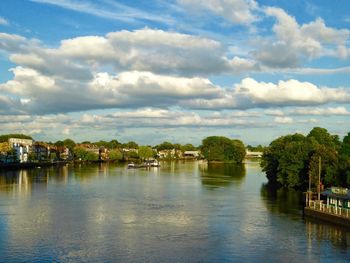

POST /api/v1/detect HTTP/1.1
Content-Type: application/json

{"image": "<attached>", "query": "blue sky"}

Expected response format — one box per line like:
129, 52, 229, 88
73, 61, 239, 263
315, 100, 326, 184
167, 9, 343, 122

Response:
0, 0, 349, 146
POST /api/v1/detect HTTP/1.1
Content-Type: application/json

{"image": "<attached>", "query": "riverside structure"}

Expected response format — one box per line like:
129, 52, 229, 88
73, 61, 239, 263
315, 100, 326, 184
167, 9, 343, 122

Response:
305, 187, 350, 227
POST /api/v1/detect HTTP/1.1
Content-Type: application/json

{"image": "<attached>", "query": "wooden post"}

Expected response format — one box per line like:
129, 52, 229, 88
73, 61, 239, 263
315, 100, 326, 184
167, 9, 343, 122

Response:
318, 156, 321, 201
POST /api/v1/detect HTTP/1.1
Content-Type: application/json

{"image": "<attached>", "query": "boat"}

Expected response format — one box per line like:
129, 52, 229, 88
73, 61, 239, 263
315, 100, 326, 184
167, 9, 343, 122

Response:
150, 160, 160, 167
127, 162, 136, 169
304, 156, 350, 227
127, 160, 160, 169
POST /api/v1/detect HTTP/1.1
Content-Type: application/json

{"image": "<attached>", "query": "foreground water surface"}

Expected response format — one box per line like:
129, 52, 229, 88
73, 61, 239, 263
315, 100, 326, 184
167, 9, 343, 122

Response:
0, 161, 349, 262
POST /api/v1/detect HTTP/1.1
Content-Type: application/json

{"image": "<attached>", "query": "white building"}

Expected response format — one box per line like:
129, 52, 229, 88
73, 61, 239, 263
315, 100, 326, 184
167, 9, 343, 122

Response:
9, 138, 33, 163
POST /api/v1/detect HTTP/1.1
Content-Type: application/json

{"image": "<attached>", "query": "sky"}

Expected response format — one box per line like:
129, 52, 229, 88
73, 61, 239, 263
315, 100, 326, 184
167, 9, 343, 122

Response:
0, 0, 349, 146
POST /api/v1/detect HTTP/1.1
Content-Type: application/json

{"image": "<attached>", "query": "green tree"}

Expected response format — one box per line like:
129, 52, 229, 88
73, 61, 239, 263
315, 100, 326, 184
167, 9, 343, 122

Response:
340, 132, 350, 157
123, 141, 138, 149
138, 146, 154, 161
54, 140, 64, 147
200, 136, 245, 163
261, 134, 314, 187
109, 139, 121, 149
63, 138, 76, 150
109, 149, 123, 161
181, 143, 197, 151
261, 127, 349, 189
74, 147, 98, 161
307, 127, 340, 150
156, 141, 174, 151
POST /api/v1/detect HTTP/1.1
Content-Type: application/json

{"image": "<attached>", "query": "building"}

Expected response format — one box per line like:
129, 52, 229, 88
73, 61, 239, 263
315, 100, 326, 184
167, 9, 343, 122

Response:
157, 149, 181, 159
8, 138, 33, 163
245, 150, 263, 158
304, 187, 350, 227
183, 150, 200, 159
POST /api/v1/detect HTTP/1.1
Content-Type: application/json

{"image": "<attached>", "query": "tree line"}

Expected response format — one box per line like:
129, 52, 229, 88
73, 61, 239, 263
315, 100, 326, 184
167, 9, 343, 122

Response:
0, 134, 247, 163
261, 127, 350, 190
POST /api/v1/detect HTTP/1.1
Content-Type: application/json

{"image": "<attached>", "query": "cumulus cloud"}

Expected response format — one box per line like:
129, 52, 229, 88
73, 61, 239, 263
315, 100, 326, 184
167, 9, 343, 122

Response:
1, 63, 350, 115
0, 68, 222, 114
178, 0, 258, 25
254, 7, 350, 68
0, 29, 255, 77
185, 78, 350, 109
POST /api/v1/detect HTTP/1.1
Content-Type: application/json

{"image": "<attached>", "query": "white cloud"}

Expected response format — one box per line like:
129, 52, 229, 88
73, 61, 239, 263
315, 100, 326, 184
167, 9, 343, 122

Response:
0, 17, 8, 25
1, 29, 253, 77
0, 68, 222, 114
185, 78, 350, 110
255, 7, 350, 67
179, 0, 258, 25
292, 107, 350, 116
274, 116, 293, 124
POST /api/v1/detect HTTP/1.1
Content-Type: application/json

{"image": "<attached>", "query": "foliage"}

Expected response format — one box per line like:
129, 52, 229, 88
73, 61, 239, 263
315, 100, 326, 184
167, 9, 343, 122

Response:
340, 132, 350, 157
261, 127, 350, 189
181, 143, 197, 151
94, 139, 121, 149
0, 134, 32, 142
138, 146, 154, 160
63, 138, 76, 150
109, 149, 123, 161
125, 150, 139, 159
246, 144, 265, 152
0, 142, 11, 153
156, 141, 174, 151
54, 140, 64, 147
200, 136, 245, 163
307, 127, 340, 150
123, 141, 138, 149
74, 147, 99, 161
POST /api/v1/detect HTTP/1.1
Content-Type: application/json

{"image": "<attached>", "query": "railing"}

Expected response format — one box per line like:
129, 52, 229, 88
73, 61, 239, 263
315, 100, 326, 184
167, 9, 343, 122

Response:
307, 200, 350, 219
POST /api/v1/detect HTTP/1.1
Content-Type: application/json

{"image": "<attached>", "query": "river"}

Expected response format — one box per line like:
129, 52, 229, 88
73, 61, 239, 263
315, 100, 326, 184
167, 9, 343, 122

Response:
0, 161, 349, 262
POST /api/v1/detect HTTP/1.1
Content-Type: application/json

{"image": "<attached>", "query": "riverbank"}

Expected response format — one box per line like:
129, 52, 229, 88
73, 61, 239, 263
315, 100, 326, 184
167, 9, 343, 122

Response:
0, 161, 69, 170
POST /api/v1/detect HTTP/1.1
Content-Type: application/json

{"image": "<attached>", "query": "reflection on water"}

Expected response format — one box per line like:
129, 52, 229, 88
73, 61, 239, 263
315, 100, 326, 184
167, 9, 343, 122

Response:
0, 161, 349, 262
260, 183, 304, 219
306, 218, 350, 251
199, 162, 246, 188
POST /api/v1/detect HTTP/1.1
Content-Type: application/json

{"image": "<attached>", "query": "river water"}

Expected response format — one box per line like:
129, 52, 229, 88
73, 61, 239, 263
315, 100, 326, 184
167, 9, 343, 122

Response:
0, 161, 349, 262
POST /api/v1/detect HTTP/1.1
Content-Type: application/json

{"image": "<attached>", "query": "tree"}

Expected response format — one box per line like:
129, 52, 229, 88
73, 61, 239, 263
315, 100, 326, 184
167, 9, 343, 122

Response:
340, 132, 350, 157
307, 127, 340, 150
109, 139, 121, 149
54, 140, 64, 147
74, 147, 98, 161
109, 149, 123, 161
200, 136, 245, 163
123, 141, 138, 149
63, 138, 76, 150
138, 146, 154, 161
156, 141, 174, 151
181, 143, 197, 151
261, 127, 350, 189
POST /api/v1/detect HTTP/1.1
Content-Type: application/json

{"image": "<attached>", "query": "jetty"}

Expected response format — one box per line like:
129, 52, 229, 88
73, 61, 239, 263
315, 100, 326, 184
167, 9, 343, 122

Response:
305, 187, 350, 227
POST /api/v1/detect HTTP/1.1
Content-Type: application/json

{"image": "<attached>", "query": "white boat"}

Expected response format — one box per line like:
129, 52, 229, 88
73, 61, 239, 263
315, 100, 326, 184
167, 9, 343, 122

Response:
127, 163, 136, 168
150, 160, 160, 167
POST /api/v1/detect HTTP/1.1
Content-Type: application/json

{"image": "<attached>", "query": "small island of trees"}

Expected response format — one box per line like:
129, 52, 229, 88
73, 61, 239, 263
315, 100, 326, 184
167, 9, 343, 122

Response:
200, 136, 246, 163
